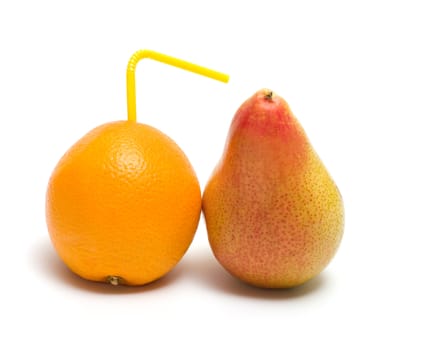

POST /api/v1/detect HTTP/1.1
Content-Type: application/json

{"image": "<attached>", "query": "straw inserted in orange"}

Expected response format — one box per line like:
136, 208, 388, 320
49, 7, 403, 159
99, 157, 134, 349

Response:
126, 50, 229, 122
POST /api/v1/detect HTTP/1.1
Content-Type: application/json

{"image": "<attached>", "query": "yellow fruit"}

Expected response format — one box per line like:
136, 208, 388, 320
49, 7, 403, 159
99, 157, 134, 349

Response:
46, 120, 201, 286
203, 89, 344, 288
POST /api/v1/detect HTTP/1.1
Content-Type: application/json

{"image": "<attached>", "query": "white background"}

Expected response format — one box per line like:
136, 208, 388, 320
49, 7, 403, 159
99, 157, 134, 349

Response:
1, 0, 436, 348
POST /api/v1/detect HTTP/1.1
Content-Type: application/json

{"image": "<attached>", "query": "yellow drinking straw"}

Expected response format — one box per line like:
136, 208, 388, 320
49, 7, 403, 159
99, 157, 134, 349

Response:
126, 49, 229, 122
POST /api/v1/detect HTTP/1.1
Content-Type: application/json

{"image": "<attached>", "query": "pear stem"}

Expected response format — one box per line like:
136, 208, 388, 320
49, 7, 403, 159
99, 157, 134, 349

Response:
264, 90, 274, 100
126, 49, 229, 122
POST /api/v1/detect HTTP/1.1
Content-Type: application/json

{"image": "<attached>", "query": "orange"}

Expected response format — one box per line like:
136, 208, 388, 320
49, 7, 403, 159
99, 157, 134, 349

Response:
46, 120, 201, 286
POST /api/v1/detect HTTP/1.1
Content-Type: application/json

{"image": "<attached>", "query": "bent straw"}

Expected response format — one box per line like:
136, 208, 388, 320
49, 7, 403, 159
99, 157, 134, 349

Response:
126, 49, 229, 122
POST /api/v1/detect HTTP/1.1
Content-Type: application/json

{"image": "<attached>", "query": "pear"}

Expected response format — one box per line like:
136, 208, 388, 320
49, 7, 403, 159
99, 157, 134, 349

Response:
202, 89, 344, 288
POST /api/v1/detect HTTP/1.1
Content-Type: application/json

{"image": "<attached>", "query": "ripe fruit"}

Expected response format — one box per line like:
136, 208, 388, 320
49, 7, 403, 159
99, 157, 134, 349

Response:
202, 89, 344, 288
46, 121, 201, 286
